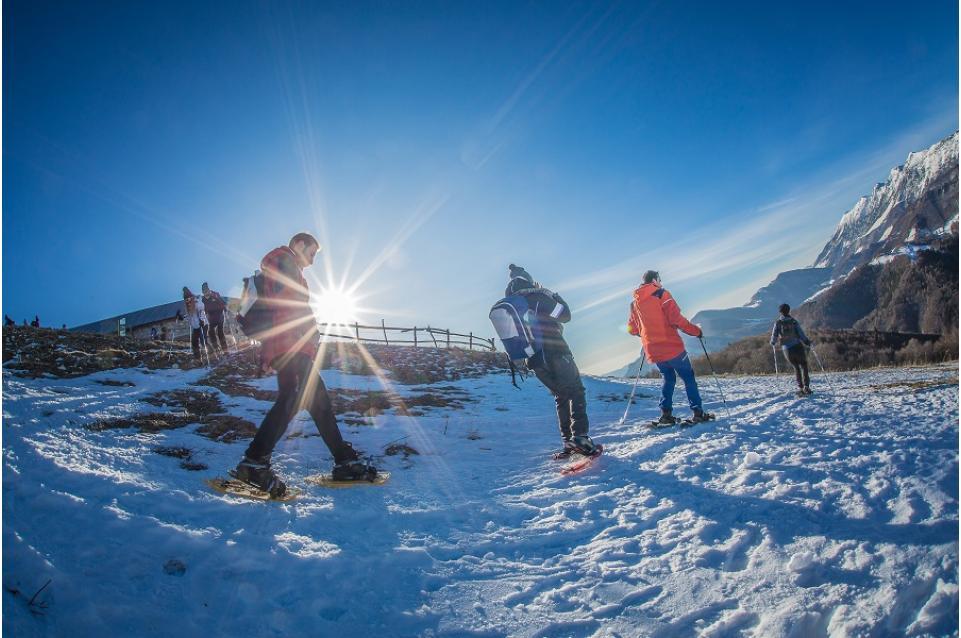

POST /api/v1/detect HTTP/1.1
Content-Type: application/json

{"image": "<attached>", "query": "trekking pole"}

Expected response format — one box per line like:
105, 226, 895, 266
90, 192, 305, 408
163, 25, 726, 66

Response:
809, 345, 832, 394
618, 352, 646, 425
698, 336, 732, 420
772, 345, 779, 377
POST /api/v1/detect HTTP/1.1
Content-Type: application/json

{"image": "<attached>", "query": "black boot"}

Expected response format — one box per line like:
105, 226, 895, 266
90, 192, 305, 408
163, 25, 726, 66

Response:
657, 409, 679, 425
570, 435, 598, 455
690, 408, 715, 423
231, 457, 287, 497
331, 459, 378, 482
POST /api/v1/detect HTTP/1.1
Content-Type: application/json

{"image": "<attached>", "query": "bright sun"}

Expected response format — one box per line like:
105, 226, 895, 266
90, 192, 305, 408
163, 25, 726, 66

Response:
312, 288, 360, 326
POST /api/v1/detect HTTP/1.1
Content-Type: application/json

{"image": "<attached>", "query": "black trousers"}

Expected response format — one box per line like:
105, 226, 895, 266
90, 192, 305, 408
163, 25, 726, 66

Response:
244, 353, 351, 463
191, 324, 208, 359
785, 344, 810, 389
208, 321, 228, 352
531, 340, 589, 441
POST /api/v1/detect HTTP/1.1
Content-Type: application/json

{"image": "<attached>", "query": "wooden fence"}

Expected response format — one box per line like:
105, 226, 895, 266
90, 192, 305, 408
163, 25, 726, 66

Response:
317, 321, 496, 352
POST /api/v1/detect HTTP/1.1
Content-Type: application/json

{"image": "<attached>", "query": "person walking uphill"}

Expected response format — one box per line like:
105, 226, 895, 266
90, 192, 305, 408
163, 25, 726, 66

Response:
231, 232, 376, 497
496, 264, 597, 460
201, 282, 229, 353
771, 303, 813, 396
627, 271, 714, 425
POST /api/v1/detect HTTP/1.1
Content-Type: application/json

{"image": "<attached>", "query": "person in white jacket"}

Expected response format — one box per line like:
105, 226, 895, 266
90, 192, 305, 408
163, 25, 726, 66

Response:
182, 287, 209, 360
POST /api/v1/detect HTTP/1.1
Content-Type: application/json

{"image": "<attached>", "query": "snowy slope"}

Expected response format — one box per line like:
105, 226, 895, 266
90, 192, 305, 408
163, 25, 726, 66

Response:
3, 361, 959, 637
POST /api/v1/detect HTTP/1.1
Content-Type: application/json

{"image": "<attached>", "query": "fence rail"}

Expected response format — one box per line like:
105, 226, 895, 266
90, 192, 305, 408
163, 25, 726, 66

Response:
317, 321, 496, 352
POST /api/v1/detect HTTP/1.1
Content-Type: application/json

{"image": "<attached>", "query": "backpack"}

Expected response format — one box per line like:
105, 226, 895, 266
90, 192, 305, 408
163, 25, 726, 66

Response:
777, 317, 799, 346
489, 295, 544, 386
236, 271, 271, 339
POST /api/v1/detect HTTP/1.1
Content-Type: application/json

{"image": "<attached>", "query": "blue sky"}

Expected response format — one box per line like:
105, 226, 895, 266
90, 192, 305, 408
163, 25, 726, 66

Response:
3, 0, 958, 373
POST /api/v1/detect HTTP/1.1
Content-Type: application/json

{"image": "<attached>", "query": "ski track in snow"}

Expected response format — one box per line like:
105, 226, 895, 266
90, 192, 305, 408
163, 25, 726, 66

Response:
3, 363, 958, 637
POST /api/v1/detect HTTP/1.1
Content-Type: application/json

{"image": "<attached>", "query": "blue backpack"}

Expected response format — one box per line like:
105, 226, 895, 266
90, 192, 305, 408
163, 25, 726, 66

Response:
489, 295, 543, 385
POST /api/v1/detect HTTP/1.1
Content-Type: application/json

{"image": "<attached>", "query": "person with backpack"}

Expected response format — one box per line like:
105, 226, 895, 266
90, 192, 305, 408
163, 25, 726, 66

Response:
771, 303, 813, 396
231, 232, 376, 497
627, 270, 714, 425
201, 282, 229, 353
181, 287, 208, 360
490, 264, 597, 460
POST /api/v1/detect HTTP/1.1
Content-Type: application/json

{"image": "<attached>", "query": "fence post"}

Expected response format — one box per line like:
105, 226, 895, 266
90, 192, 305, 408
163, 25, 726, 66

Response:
413, 327, 418, 347
446, 329, 450, 349
382, 319, 389, 345
354, 322, 360, 341
469, 332, 473, 350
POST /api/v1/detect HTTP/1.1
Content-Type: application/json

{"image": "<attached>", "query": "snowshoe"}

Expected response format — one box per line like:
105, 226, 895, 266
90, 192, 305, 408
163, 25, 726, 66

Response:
229, 457, 287, 498
688, 409, 715, 424
331, 459, 379, 482
649, 411, 681, 428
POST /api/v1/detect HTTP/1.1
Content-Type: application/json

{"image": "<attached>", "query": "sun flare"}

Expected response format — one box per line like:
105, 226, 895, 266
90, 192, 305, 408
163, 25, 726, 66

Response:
312, 288, 360, 326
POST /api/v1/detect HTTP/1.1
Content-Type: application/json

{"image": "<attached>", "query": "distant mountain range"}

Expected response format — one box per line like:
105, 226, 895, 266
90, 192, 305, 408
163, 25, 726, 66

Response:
607, 131, 959, 377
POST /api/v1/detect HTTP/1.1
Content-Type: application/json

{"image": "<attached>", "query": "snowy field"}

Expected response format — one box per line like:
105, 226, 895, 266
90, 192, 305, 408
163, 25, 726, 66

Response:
3, 360, 958, 637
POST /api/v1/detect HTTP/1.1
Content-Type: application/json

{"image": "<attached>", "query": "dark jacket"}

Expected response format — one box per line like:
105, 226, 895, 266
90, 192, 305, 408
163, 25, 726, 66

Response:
260, 246, 318, 367
770, 315, 811, 349
203, 291, 228, 324
506, 283, 572, 351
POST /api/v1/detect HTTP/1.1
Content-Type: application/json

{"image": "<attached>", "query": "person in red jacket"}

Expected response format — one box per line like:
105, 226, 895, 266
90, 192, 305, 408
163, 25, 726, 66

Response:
231, 232, 375, 496
627, 270, 714, 424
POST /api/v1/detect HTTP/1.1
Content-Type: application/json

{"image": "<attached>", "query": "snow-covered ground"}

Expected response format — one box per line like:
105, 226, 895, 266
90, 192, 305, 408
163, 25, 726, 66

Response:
3, 361, 958, 637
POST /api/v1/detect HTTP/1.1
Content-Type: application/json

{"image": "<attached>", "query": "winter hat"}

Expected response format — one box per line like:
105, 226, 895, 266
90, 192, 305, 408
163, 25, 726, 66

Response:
642, 270, 660, 284
508, 264, 533, 284
778, 303, 791, 316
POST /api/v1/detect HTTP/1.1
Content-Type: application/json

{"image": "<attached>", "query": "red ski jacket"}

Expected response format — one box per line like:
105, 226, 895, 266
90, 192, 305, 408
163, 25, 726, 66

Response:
627, 283, 701, 363
259, 246, 318, 369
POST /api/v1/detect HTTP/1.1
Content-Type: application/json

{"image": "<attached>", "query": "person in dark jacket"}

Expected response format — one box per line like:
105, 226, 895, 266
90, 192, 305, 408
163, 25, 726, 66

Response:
201, 282, 229, 353
231, 232, 375, 497
505, 264, 596, 459
771, 303, 813, 396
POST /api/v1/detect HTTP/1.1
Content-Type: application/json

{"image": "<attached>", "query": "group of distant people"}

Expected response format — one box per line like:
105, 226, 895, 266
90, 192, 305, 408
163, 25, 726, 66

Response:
4, 315, 41, 328
180, 283, 230, 361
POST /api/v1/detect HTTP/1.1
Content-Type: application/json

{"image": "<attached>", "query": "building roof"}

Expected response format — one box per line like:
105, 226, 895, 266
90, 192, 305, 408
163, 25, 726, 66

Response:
71, 300, 185, 334
71, 297, 236, 335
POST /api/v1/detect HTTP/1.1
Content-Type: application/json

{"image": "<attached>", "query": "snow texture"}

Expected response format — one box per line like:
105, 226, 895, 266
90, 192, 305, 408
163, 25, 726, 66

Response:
3, 363, 959, 637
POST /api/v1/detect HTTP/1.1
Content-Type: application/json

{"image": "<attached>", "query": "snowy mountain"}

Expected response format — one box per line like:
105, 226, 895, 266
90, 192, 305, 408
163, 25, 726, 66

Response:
814, 132, 959, 277
676, 132, 959, 355
3, 330, 959, 637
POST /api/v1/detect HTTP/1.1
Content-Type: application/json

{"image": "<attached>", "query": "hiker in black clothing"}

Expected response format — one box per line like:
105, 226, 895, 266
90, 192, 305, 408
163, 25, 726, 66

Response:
31, 316, 40, 328
505, 264, 597, 460
771, 303, 813, 396
201, 282, 229, 353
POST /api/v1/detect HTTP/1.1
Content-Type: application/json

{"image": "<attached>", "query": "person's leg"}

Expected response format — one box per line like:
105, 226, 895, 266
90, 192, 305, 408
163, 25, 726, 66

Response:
656, 361, 677, 413
672, 352, 703, 412
299, 355, 354, 462
216, 323, 228, 351
549, 348, 589, 438
244, 360, 300, 461
191, 328, 201, 359
532, 357, 573, 441
787, 346, 804, 389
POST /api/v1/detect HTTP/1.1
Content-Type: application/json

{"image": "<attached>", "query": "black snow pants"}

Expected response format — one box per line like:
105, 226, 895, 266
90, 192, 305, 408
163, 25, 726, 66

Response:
785, 344, 810, 390
208, 321, 228, 352
244, 353, 352, 463
530, 339, 590, 441
191, 324, 209, 360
